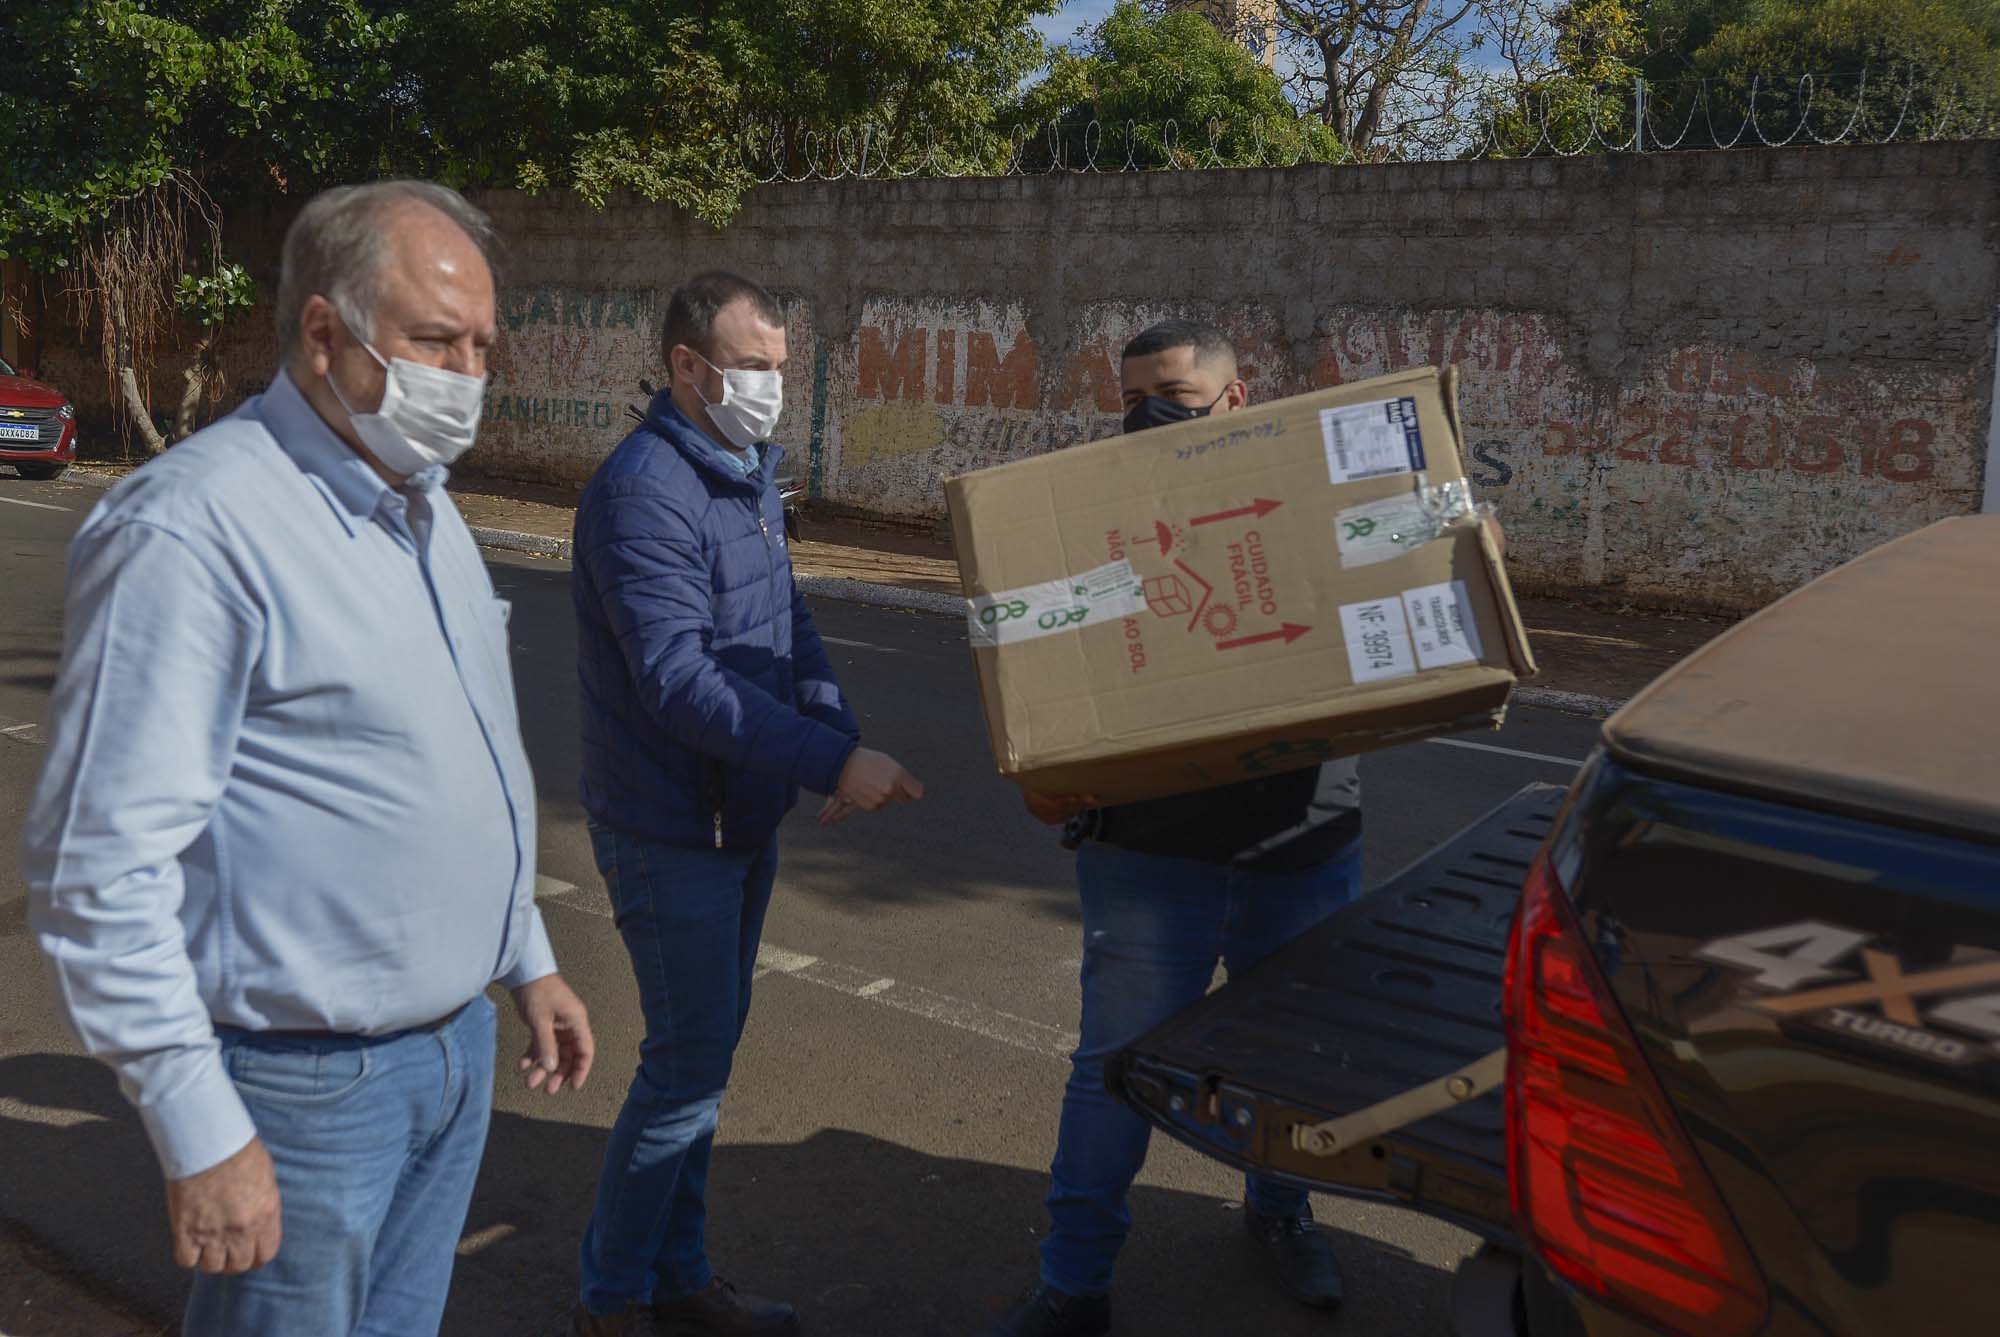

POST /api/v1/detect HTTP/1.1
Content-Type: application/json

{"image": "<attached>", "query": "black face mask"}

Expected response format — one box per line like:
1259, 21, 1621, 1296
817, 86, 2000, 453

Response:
1122, 389, 1226, 435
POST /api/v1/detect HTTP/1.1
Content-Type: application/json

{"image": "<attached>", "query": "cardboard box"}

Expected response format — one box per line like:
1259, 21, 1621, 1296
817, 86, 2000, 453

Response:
944, 366, 1538, 806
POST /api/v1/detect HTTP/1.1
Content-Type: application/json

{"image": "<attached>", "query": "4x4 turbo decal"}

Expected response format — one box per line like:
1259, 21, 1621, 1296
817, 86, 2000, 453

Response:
1696, 921, 2000, 1065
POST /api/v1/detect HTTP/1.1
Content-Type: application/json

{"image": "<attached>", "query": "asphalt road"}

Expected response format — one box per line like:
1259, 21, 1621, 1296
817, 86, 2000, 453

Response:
1, 471, 1605, 1337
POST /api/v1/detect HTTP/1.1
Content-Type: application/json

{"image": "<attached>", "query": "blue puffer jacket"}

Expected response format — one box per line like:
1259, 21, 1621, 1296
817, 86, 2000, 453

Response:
573, 395, 859, 851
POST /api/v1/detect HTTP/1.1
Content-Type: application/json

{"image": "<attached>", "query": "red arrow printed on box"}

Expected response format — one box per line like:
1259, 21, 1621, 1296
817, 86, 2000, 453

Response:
1216, 622, 1312, 651
1189, 498, 1282, 526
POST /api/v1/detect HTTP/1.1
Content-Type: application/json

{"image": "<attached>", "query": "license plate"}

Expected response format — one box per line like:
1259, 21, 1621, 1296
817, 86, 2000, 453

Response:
0, 422, 40, 442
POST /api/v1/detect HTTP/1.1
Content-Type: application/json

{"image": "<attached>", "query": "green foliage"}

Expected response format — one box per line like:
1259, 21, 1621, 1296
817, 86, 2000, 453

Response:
1631, 0, 1765, 78
1019, 2, 1342, 167
173, 261, 257, 329
1690, 0, 2000, 135
1481, 0, 2000, 151
398, 0, 1058, 215
1, 1, 1064, 256
711, 0, 1059, 174
0, 1, 409, 266
407, 6, 756, 221
1482, 1, 1644, 155
1556, 0, 1645, 83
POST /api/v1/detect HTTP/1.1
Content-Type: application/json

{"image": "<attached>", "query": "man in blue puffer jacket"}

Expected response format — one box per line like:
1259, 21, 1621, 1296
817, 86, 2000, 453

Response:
570, 271, 923, 1337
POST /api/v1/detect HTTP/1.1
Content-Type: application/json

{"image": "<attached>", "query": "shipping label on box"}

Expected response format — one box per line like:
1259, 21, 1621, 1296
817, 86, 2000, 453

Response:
945, 366, 1537, 806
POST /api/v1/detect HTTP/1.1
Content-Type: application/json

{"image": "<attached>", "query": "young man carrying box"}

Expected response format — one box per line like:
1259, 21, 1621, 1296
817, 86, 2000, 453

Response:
981, 320, 1363, 1337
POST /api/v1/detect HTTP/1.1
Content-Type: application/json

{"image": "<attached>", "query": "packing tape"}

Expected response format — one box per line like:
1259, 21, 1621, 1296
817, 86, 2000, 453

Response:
1334, 476, 1478, 569
967, 559, 1150, 649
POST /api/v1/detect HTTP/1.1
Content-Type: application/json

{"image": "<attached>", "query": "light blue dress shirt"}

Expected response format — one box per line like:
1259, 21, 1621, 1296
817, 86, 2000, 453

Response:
21, 370, 556, 1180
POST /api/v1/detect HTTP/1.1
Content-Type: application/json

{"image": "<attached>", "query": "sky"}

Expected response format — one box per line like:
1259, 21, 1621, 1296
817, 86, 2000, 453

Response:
1032, 0, 1120, 53
1030, 0, 1519, 77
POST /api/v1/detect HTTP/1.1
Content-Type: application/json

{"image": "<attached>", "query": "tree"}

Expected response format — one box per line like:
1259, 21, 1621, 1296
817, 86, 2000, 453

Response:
406, 1, 1061, 202
1480, 0, 1644, 154
172, 259, 257, 441
1, 1, 1065, 454
1473, 0, 2000, 155
1, 1, 407, 451
1256, 0, 1497, 157
1021, 2, 1343, 167
393, 4, 755, 219
710, 0, 1061, 175
1689, 0, 2000, 139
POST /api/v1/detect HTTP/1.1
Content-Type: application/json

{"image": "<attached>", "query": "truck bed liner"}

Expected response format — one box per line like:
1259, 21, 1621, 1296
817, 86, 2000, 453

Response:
1107, 783, 1565, 1242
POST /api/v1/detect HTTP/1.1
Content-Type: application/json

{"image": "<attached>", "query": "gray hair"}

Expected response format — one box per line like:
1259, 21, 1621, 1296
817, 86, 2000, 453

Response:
275, 180, 498, 354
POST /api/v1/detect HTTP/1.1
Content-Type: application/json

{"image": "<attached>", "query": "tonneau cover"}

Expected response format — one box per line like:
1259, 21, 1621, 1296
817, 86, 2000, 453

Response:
1603, 515, 2000, 843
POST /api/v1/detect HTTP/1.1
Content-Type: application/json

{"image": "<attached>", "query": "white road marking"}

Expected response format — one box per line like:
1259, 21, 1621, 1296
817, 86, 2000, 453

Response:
1425, 737, 1584, 767
819, 635, 900, 653
0, 494, 69, 512
534, 876, 1078, 1061
0, 1095, 106, 1129
0, 718, 43, 745
754, 944, 818, 975
455, 1223, 516, 1257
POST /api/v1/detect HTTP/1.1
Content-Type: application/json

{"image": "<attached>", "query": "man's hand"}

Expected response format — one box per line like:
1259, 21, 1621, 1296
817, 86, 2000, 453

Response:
1483, 513, 1507, 558
834, 747, 924, 813
511, 974, 594, 1094
1024, 792, 1096, 826
167, 1136, 282, 1275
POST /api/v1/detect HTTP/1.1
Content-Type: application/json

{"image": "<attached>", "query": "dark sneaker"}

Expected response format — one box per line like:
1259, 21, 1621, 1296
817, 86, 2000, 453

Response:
571, 1304, 645, 1337
653, 1278, 800, 1335
1245, 1204, 1345, 1310
979, 1285, 1111, 1337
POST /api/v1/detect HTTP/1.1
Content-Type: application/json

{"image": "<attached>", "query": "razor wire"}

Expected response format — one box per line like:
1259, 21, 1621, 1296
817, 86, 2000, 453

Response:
735, 68, 1988, 184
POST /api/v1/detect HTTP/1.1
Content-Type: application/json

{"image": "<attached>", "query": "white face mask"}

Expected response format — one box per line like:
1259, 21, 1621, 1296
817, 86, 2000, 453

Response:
327, 324, 488, 477
693, 351, 783, 451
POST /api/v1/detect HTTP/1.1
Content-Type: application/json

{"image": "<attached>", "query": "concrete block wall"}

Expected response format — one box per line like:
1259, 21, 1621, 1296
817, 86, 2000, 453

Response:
34, 142, 2000, 610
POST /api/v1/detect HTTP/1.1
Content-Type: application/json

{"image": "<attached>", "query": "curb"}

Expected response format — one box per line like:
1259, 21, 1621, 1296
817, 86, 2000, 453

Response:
469, 526, 572, 561
1514, 686, 1622, 718
792, 575, 961, 618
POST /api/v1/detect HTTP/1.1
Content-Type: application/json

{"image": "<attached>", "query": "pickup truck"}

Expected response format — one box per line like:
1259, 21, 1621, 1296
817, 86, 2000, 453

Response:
1110, 514, 2000, 1336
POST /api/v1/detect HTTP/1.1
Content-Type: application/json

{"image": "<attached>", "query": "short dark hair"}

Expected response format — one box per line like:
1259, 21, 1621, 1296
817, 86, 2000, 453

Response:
661, 270, 783, 361
1121, 318, 1237, 374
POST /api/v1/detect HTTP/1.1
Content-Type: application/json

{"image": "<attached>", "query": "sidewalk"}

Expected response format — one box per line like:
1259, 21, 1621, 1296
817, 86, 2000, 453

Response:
448, 476, 1731, 713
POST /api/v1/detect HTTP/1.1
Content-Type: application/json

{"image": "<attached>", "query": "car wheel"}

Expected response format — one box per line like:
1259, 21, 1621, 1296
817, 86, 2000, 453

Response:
15, 462, 67, 481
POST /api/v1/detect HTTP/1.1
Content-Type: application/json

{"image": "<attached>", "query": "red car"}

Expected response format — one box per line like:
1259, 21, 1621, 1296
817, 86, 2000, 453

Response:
0, 356, 77, 480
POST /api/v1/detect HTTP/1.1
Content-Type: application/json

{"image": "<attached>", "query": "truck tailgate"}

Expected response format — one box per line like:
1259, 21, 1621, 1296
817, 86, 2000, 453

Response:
1108, 783, 1564, 1243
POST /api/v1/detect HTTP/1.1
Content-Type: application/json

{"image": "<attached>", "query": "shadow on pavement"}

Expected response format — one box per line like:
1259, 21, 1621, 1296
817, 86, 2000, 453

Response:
0, 646, 60, 694
1, 1055, 1457, 1337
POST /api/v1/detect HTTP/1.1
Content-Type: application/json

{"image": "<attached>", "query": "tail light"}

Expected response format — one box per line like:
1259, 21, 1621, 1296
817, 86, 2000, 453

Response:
1503, 848, 1767, 1335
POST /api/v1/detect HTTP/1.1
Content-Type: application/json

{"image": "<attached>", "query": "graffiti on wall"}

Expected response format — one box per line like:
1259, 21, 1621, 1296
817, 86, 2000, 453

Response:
1309, 307, 1975, 596
473, 288, 821, 481
827, 299, 1114, 515
34, 282, 1980, 609
822, 299, 1299, 517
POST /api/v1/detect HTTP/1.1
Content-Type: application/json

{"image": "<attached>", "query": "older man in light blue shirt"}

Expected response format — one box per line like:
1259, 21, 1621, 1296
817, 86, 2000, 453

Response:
21, 180, 593, 1337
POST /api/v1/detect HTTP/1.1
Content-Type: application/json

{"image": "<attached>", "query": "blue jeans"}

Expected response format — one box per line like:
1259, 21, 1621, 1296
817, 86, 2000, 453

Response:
1040, 840, 1362, 1298
184, 995, 496, 1337
579, 827, 779, 1314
